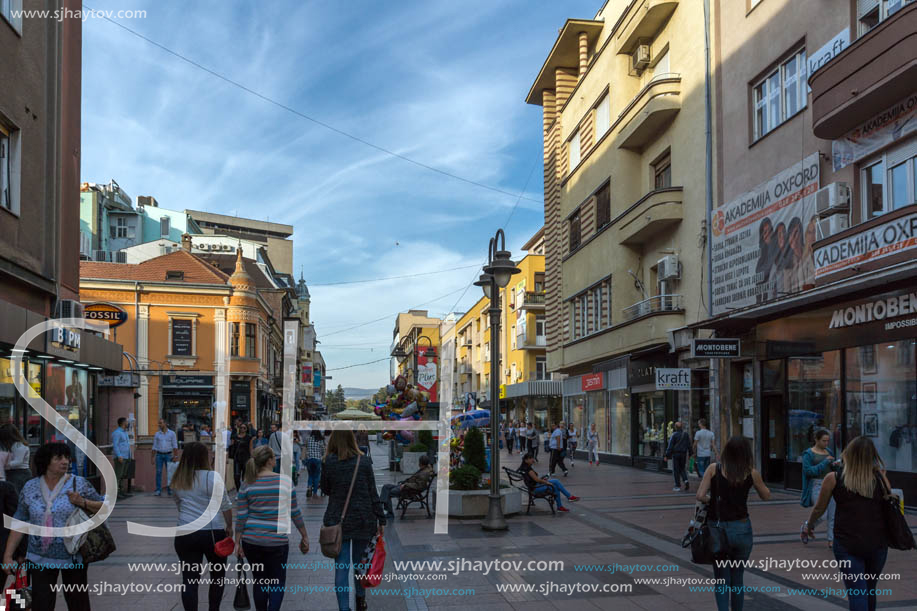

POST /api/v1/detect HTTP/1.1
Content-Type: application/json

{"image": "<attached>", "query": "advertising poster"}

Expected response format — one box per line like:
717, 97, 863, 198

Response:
711, 153, 820, 315
832, 92, 917, 171
45, 363, 90, 474
415, 346, 438, 400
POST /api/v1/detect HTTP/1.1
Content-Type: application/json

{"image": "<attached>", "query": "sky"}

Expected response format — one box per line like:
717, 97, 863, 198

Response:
80, 0, 599, 388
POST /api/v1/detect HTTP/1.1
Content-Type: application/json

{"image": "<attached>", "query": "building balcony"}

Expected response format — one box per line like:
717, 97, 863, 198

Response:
615, 187, 683, 246
622, 294, 683, 321
614, 0, 679, 55
616, 75, 681, 151
810, 2, 917, 139
518, 335, 548, 350
518, 291, 546, 310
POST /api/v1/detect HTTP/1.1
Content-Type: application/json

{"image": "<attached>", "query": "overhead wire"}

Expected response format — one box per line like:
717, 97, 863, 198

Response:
309, 264, 481, 287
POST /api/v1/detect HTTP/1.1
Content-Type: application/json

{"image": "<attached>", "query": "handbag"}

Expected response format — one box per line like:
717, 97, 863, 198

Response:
876, 473, 916, 551
232, 564, 251, 610
207, 474, 235, 558
319, 455, 361, 559
5, 567, 31, 610
687, 466, 728, 564
357, 534, 386, 588
65, 477, 116, 563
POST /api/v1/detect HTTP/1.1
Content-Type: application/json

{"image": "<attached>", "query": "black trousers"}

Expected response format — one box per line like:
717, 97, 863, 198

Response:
174, 528, 227, 611
29, 564, 90, 611
549, 449, 567, 474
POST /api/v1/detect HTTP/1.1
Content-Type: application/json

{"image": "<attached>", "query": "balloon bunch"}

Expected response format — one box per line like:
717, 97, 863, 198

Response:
374, 375, 430, 445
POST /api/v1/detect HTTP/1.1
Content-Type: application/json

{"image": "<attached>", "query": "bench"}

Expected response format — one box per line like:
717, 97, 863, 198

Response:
395, 475, 435, 519
503, 467, 555, 515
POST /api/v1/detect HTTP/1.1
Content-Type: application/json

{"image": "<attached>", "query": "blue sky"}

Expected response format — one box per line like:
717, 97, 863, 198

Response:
80, 0, 598, 388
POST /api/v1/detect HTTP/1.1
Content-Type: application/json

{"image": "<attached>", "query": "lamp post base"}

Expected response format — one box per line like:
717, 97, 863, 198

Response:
481, 493, 508, 531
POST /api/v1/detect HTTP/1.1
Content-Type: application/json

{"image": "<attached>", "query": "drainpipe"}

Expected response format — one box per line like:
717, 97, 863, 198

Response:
703, 0, 720, 441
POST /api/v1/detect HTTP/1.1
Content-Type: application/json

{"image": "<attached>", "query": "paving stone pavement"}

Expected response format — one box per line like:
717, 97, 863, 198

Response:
25, 443, 917, 610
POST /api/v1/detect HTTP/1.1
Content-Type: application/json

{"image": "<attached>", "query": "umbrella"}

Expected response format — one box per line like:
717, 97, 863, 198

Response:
333, 408, 381, 421
451, 409, 490, 429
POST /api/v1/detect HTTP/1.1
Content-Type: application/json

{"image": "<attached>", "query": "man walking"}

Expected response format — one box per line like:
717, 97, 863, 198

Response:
152, 419, 177, 496
525, 422, 539, 461
692, 418, 716, 478
112, 417, 132, 500
549, 422, 568, 477
665, 421, 691, 492
381, 455, 435, 518
269, 422, 283, 473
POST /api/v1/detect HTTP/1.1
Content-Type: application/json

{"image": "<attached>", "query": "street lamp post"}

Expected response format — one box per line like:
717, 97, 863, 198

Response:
475, 228, 520, 532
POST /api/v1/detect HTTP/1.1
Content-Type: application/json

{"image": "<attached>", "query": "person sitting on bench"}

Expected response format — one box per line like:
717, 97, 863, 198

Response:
381, 455, 434, 518
518, 453, 579, 512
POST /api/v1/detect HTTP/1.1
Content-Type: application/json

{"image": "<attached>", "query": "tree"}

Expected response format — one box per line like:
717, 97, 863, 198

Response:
372, 386, 389, 405
327, 384, 347, 413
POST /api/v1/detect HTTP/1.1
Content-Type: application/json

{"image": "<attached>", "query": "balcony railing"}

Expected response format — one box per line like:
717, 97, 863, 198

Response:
622, 294, 683, 321
519, 291, 546, 309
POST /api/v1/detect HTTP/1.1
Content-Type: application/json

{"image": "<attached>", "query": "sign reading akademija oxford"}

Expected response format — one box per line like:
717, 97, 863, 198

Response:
815, 212, 917, 280
710, 153, 820, 315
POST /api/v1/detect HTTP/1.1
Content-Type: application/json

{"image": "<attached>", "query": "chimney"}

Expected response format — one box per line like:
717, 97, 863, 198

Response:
181, 233, 192, 252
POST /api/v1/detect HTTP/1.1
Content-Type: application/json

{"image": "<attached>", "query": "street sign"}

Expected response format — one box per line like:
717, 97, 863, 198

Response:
692, 338, 740, 358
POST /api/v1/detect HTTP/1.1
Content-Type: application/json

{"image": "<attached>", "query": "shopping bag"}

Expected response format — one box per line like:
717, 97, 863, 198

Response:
688, 457, 695, 475
233, 566, 251, 610
5, 567, 31, 609
358, 535, 386, 588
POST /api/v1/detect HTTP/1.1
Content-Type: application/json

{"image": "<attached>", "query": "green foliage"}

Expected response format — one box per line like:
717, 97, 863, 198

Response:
463, 427, 486, 472
407, 443, 428, 453
449, 465, 482, 491
418, 429, 433, 450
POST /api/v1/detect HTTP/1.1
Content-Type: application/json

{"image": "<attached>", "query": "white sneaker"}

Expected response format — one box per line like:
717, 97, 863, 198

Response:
672, 487, 682, 491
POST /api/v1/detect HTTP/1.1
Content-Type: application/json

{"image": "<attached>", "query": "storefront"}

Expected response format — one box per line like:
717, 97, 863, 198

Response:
504, 380, 561, 432
161, 375, 214, 433
755, 285, 917, 505
629, 351, 678, 470
231, 379, 252, 424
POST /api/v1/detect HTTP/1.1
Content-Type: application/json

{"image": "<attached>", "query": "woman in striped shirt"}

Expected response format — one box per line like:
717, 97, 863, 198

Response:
235, 445, 309, 611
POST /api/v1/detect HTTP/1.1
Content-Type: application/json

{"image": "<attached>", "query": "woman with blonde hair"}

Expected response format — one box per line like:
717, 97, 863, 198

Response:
171, 442, 233, 611
806, 436, 891, 611
0, 424, 31, 493
322, 430, 385, 611
235, 444, 308, 611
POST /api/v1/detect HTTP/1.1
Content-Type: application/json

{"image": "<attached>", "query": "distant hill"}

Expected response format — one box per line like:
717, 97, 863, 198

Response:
343, 387, 378, 400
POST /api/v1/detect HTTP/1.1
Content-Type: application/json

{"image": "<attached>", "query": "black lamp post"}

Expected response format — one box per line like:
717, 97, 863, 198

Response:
474, 228, 520, 532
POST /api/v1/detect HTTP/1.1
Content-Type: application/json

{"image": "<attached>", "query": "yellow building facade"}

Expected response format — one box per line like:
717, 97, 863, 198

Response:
390, 310, 442, 404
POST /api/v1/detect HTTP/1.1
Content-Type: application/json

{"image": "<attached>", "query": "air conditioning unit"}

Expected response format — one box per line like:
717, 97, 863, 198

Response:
658, 255, 681, 281
55, 299, 84, 320
816, 182, 850, 217
114, 251, 127, 263
93, 249, 109, 262
818, 214, 849, 239
632, 44, 651, 71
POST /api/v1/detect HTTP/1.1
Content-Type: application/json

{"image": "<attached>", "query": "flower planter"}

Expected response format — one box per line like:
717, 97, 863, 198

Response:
401, 451, 425, 474
447, 487, 521, 518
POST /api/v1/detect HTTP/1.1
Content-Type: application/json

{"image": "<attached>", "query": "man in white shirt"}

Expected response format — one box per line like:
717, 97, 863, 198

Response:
548, 422, 568, 477
693, 418, 716, 478
152, 419, 178, 496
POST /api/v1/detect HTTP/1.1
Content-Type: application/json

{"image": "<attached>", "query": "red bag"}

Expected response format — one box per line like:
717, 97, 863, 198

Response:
5, 567, 31, 610
359, 537, 386, 588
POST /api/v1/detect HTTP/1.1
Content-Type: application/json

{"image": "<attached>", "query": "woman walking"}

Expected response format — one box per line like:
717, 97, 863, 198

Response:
504, 423, 514, 456
232, 423, 253, 491
2, 442, 105, 610
567, 423, 579, 466
587, 423, 599, 466
805, 436, 891, 611
801, 428, 837, 547
171, 442, 233, 611
322, 430, 386, 611
0, 424, 31, 493
306, 430, 325, 498
696, 437, 771, 611
250, 429, 268, 453
235, 445, 309, 611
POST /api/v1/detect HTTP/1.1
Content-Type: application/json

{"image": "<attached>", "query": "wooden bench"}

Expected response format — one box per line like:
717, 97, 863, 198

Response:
503, 467, 555, 515
395, 474, 435, 519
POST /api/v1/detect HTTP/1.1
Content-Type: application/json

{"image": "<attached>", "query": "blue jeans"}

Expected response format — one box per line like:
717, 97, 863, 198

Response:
242, 541, 288, 611
832, 540, 888, 611
534, 478, 571, 508
811, 478, 836, 542
335, 538, 369, 611
710, 518, 753, 611
306, 458, 322, 493
155, 452, 172, 493
696, 456, 711, 477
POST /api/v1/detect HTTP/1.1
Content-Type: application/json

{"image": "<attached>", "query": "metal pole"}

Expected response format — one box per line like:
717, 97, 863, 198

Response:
482, 284, 507, 531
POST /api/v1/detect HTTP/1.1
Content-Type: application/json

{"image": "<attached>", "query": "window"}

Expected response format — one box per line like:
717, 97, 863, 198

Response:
245, 323, 257, 358
606, 279, 613, 326
861, 140, 917, 219
534, 273, 545, 293
581, 296, 588, 336
595, 181, 611, 229
536, 357, 547, 381
569, 210, 581, 252
511, 325, 516, 350
858, 0, 913, 36
652, 49, 670, 79
110, 217, 134, 239
165, 270, 184, 281
535, 316, 545, 338
753, 49, 806, 140
569, 130, 581, 171
594, 286, 603, 330
653, 153, 672, 189
160, 216, 171, 238
230, 322, 240, 356
595, 94, 610, 137
0, 123, 19, 214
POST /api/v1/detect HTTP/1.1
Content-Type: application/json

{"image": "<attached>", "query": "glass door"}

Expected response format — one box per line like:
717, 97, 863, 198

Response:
761, 360, 785, 483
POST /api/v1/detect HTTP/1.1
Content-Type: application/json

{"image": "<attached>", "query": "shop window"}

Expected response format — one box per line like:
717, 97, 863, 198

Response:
569, 209, 581, 252
595, 181, 611, 229
860, 140, 917, 220
230, 322, 240, 356
568, 129, 581, 171
0, 122, 20, 215
637, 391, 668, 458
653, 152, 672, 190
609, 389, 630, 456
752, 48, 806, 141
787, 352, 841, 462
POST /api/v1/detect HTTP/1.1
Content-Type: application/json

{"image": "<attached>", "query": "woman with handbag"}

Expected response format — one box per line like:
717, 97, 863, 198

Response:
0, 424, 32, 494
801, 428, 838, 547
2, 442, 104, 611
805, 436, 899, 611
233, 423, 253, 491
235, 445, 308, 611
321, 430, 385, 611
696, 437, 771, 611
171, 442, 234, 611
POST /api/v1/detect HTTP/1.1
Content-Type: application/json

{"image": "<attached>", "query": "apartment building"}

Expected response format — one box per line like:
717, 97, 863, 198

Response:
186, 209, 294, 275
527, 0, 711, 466
698, 0, 917, 502
390, 309, 442, 409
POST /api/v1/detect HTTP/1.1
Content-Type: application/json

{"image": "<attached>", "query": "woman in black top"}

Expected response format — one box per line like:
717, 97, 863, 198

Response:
322, 430, 385, 611
696, 436, 771, 611
232, 423, 253, 491
806, 436, 891, 611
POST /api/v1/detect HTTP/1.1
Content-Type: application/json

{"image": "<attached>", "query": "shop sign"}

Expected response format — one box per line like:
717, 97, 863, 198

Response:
163, 375, 213, 387
83, 303, 128, 328
49, 324, 80, 351
832, 92, 917, 170
313, 370, 321, 388
814, 212, 917, 279
301, 363, 312, 384
98, 373, 139, 387
655, 368, 691, 390
711, 153, 820, 315
581, 372, 604, 392
828, 291, 917, 329
499, 384, 506, 399
415, 346, 437, 398
691, 338, 741, 358
807, 29, 849, 82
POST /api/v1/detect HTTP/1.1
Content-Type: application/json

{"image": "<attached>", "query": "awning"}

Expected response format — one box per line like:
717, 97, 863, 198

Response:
504, 380, 562, 399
